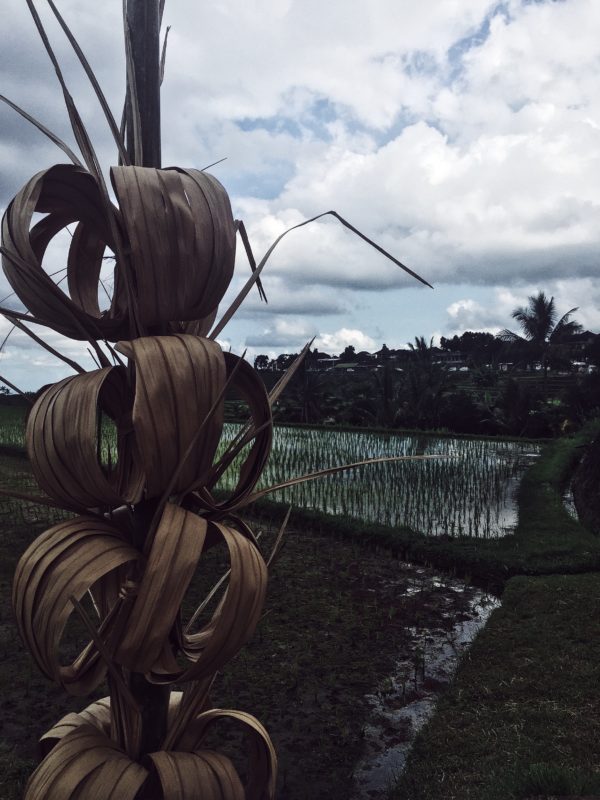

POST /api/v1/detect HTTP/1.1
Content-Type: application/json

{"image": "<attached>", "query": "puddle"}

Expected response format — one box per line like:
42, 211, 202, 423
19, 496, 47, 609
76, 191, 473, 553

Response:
563, 481, 579, 520
351, 573, 500, 798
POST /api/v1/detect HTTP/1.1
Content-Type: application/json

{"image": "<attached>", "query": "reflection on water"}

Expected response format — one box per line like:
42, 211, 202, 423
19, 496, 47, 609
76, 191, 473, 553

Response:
217, 425, 541, 538
351, 569, 500, 798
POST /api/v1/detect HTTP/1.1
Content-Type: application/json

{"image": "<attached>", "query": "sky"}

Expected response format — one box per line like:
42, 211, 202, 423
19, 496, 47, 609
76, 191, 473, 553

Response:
1, 0, 600, 389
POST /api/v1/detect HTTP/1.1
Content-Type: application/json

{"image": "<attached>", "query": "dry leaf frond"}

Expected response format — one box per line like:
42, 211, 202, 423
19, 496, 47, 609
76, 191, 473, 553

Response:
13, 516, 139, 695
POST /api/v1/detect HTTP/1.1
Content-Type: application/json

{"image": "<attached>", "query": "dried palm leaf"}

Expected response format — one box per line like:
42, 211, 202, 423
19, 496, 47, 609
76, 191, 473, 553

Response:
242, 454, 441, 507
26, 366, 144, 510
1, 163, 241, 341
146, 750, 244, 800
45, 0, 130, 165
0, 373, 31, 402
0, 93, 82, 165
209, 340, 310, 488
211, 210, 432, 340
1, 164, 127, 340
25, 0, 103, 183
119, 519, 267, 685
116, 503, 207, 673
40, 697, 112, 757
116, 334, 226, 498
24, 724, 148, 800
3, 313, 87, 373
175, 709, 277, 800
110, 166, 236, 327
160, 25, 171, 85
37, 693, 274, 800
202, 352, 272, 512
12, 516, 139, 695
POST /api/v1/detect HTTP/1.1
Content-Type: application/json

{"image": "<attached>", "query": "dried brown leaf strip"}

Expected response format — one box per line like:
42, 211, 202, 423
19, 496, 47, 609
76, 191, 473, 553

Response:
26, 366, 144, 510
1, 164, 236, 341
117, 334, 226, 499
116, 503, 208, 673
177, 709, 277, 800
24, 724, 147, 800
1, 164, 126, 340
115, 515, 268, 685
147, 750, 244, 799
33, 694, 276, 800
12, 516, 139, 695
111, 166, 236, 328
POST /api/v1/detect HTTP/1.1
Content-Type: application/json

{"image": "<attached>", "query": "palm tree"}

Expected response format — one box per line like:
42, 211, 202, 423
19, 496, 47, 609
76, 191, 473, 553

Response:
499, 291, 582, 378
401, 336, 447, 428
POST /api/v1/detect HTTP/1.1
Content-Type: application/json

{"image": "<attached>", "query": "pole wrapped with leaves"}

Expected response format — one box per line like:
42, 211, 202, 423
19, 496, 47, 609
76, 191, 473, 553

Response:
1, 2, 430, 798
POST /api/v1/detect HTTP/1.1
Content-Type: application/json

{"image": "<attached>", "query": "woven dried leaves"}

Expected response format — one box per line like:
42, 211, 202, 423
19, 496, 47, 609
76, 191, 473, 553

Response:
1, 164, 235, 340
13, 328, 277, 798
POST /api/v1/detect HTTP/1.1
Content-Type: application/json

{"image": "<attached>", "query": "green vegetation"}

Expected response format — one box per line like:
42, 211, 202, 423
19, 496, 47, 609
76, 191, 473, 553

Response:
390, 574, 600, 800
243, 423, 600, 592
0, 404, 26, 451
0, 405, 542, 540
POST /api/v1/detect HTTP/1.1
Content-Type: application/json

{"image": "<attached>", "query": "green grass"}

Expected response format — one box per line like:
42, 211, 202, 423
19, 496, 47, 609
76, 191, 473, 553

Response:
0, 404, 27, 451
390, 574, 600, 800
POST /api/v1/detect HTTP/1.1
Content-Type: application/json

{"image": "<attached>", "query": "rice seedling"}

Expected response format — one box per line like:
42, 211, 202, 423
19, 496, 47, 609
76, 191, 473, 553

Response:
0, 406, 27, 449
0, 404, 538, 538
214, 425, 540, 538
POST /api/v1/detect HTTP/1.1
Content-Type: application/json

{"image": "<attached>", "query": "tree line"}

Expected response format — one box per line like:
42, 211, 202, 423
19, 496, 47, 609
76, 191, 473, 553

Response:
246, 293, 600, 438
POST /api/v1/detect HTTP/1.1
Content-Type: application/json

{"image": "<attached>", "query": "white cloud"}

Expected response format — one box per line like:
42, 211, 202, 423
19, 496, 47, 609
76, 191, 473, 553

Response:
315, 328, 376, 353
3, 0, 600, 389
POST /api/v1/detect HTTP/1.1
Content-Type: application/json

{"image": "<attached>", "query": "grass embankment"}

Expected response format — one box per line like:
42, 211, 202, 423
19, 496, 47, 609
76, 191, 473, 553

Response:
390, 574, 600, 799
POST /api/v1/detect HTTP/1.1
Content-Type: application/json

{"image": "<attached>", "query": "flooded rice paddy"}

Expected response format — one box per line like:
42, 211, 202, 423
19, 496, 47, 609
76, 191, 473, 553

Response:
0, 407, 541, 538
217, 425, 541, 538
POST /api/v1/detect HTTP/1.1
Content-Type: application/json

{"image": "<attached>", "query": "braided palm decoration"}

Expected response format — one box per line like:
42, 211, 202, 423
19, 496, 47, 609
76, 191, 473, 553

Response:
6, 160, 278, 798
1, 3, 430, 797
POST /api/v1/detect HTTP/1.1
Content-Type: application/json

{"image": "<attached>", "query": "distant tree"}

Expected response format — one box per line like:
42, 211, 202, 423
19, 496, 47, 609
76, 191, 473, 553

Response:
378, 343, 390, 361
254, 354, 269, 371
440, 331, 502, 366
399, 336, 447, 428
498, 291, 582, 378
276, 353, 297, 371
407, 336, 434, 362
340, 345, 356, 363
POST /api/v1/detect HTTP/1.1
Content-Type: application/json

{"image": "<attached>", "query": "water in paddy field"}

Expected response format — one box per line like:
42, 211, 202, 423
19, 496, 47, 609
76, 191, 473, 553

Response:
217, 425, 541, 538
350, 568, 500, 799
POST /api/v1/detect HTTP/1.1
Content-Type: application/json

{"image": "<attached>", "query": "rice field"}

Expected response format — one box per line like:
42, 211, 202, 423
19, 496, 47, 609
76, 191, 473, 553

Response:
0, 405, 540, 538
217, 425, 540, 538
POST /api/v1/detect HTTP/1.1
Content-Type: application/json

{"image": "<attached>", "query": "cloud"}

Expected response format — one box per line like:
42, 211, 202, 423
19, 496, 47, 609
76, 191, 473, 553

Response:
235, 277, 348, 316
2, 0, 600, 389
243, 319, 376, 355
244, 317, 317, 348
442, 279, 600, 339
315, 328, 377, 353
